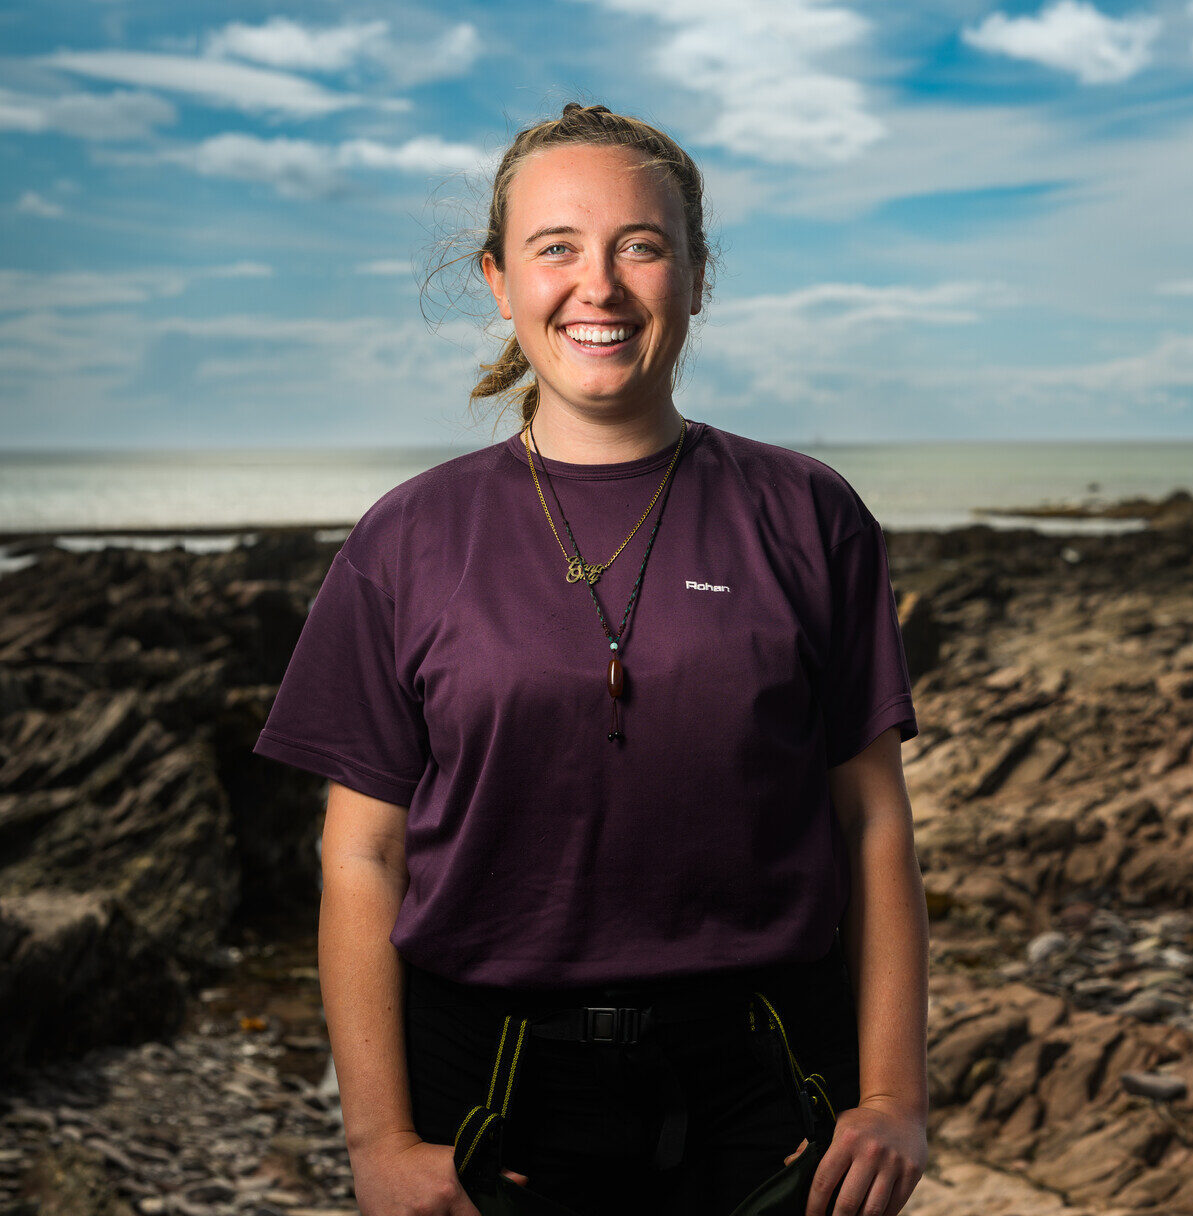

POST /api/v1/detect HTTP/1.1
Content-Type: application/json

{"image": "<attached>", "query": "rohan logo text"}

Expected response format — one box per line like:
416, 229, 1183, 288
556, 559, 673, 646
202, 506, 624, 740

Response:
685, 580, 731, 592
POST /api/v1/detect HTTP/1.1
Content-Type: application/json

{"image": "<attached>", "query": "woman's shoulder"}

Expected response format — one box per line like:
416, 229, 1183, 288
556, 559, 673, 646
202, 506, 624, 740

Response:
338, 439, 507, 588
700, 423, 876, 547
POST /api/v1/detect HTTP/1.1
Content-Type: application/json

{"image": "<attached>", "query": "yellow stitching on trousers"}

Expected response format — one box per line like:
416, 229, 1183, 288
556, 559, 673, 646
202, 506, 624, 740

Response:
754, 992, 808, 1085
806, 1072, 838, 1120
501, 1020, 528, 1116
453, 1104, 484, 1150
459, 1111, 501, 1173
486, 1016, 512, 1108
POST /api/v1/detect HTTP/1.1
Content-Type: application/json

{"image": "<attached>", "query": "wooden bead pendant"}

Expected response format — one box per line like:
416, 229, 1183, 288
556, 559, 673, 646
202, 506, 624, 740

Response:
607, 646, 624, 742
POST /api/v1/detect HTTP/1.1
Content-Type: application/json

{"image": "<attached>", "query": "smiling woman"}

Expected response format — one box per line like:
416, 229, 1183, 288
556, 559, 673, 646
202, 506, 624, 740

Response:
479, 141, 702, 448
421, 102, 718, 461
253, 101, 929, 1216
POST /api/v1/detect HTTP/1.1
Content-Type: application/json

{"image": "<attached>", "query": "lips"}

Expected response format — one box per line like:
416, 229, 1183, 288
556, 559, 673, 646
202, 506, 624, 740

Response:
560, 323, 641, 354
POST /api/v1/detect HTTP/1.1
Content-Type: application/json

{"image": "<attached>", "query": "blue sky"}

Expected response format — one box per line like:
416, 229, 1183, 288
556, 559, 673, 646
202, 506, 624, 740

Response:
3, 0, 1193, 449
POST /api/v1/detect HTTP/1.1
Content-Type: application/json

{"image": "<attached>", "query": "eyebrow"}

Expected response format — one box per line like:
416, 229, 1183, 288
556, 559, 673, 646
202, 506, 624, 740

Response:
522, 221, 673, 248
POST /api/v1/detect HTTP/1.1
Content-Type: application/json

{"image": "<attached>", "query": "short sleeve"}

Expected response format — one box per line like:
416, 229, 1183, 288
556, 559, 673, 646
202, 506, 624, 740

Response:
818, 519, 919, 769
252, 550, 429, 805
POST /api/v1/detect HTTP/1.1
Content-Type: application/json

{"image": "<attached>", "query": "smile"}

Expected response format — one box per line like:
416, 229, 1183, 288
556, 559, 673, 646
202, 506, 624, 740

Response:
561, 324, 641, 353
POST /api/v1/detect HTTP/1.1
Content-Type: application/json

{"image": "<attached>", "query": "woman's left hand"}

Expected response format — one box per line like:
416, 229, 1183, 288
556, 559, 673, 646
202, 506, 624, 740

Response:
783, 1096, 928, 1216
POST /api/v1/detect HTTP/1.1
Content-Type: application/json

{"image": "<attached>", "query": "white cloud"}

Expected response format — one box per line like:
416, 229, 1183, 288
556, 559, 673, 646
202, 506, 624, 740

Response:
0, 264, 275, 311
15, 191, 65, 218
129, 132, 491, 199
678, 277, 1193, 432
338, 136, 492, 174
0, 309, 144, 386
148, 134, 344, 198
356, 260, 412, 275
0, 307, 491, 447
1012, 331, 1193, 401
573, 0, 884, 165
696, 279, 1015, 403
205, 17, 389, 71
757, 102, 1066, 221
39, 50, 366, 118
961, 0, 1161, 83
0, 86, 175, 140
775, 102, 1193, 332
203, 16, 482, 87
0, 269, 188, 311
1156, 279, 1193, 296
366, 23, 484, 88
206, 261, 274, 278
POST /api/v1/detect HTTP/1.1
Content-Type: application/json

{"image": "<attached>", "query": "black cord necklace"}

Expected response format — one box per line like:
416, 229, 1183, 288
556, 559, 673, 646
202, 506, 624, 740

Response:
526, 418, 688, 743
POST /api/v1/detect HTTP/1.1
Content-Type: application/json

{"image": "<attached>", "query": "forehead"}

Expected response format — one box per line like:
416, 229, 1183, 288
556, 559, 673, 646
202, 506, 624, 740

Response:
505, 143, 681, 231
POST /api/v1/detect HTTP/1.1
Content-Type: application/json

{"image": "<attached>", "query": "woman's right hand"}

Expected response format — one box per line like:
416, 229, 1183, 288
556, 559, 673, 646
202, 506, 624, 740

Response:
352, 1129, 530, 1215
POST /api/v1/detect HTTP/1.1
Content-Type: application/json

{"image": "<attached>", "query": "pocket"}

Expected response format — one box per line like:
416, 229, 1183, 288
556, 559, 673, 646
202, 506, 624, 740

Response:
753, 975, 859, 1119
404, 996, 506, 1144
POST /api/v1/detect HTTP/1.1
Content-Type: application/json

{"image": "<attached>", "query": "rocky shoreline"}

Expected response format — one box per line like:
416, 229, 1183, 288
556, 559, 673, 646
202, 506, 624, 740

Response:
2, 492, 1192, 1214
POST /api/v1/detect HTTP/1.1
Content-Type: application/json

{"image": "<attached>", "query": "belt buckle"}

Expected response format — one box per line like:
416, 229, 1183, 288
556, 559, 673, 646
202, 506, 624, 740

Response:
583, 1006, 641, 1045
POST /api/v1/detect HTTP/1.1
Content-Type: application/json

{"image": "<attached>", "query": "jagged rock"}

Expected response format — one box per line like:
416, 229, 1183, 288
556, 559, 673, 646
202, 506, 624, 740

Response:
0, 536, 336, 1069
896, 588, 942, 682
1, 506, 1191, 1208
0, 890, 186, 1075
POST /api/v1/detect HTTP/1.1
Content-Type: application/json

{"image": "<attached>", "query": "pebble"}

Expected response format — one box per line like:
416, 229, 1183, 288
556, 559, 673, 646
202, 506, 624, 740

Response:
0, 1027, 354, 1213
1117, 991, 1187, 1022
1011, 906, 1193, 1033
1026, 931, 1068, 966
1120, 1071, 1189, 1102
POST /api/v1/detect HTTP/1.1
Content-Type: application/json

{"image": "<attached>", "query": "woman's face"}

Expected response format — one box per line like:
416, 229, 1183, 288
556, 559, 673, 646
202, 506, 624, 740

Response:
482, 142, 704, 421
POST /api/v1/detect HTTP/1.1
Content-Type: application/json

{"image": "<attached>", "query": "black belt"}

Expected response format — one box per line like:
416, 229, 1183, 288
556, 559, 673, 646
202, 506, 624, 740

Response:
525, 987, 746, 1046
451, 988, 840, 1212
522, 993, 747, 1172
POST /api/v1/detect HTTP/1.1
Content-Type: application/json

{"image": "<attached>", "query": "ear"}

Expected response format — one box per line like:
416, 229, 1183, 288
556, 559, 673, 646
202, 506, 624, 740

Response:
481, 251, 512, 321
689, 257, 706, 316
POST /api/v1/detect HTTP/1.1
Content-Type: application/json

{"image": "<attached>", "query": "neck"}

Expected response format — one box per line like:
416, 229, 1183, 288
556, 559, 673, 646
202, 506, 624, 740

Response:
524, 402, 685, 465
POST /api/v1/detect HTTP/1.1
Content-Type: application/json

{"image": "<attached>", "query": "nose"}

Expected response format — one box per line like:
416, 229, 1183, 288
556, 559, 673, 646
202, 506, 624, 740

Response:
577, 251, 624, 307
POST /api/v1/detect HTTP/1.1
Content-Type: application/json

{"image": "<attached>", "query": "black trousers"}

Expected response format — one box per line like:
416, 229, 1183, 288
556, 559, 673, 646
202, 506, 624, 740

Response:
403, 938, 861, 1216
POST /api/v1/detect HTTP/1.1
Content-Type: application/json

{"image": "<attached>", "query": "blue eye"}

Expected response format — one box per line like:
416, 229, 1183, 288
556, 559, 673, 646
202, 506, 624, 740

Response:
541, 244, 569, 256
627, 241, 658, 254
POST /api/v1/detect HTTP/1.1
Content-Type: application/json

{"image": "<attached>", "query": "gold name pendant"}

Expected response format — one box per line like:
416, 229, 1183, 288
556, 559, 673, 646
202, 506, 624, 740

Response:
566, 557, 603, 585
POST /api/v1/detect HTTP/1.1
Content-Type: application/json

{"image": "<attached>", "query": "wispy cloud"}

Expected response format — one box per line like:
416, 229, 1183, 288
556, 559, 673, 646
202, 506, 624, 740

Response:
206, 261, 274, 278
961, 0, 1161, 84
39, 50, 367, 118
363, 22, 484, 89
15, 191, 65, 218
573, 0, 884, 165
0, 86, 175, 139
204, 17, 390, 71
697, 279, 1015, 402
356, 260, 412, 275
116, 132, 490, 199
0, 306, 490, 446
0, 264, 273, 311
203, 16, 483, 88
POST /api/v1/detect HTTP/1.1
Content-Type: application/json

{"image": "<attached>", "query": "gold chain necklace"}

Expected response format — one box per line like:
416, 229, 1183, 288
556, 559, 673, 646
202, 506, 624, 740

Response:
521, 420, 687, 585
524, 417, 689, 742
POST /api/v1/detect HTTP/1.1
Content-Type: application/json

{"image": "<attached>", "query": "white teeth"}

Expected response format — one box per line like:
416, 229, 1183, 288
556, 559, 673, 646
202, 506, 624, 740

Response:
566, 325, 634, 345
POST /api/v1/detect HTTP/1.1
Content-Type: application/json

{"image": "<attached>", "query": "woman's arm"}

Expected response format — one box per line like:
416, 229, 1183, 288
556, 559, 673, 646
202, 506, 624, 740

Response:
798, 725, 929, 1216
318, 780, 416, 1155
319, 782, 508, 1214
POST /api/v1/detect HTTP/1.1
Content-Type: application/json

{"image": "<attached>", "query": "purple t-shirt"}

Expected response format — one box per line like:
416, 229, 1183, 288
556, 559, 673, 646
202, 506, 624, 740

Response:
253, 420, 918, 987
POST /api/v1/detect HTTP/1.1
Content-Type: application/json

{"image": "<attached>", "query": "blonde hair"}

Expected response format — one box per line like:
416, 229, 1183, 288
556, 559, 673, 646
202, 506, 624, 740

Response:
421, 101, 718, 431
